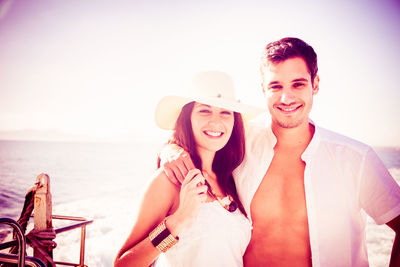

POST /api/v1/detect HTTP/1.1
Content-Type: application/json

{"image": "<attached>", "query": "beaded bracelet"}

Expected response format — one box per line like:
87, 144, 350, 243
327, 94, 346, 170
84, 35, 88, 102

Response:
149, 219, 179, 252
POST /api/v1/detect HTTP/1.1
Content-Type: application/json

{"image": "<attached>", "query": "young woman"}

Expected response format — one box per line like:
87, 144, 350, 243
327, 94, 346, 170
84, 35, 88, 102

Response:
114, 71, 263, 267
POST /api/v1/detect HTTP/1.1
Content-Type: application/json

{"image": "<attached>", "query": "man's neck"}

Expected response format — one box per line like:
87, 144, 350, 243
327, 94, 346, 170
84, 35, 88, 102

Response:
271, 121, 315, 149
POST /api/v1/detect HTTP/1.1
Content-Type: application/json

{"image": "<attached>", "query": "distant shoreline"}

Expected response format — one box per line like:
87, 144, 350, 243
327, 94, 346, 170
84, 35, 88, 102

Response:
1, 138, 398, 150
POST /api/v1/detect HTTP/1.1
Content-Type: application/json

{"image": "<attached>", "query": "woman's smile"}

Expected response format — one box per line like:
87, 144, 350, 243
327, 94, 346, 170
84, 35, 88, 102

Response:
203, 130, 224, 138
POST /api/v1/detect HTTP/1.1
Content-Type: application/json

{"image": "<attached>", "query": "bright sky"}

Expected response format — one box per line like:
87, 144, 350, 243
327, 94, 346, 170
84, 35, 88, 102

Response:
0, 0, 399, 146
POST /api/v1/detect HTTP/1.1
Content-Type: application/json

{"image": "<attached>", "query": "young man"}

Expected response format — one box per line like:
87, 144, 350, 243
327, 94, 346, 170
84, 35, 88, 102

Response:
162, 37, 400, 266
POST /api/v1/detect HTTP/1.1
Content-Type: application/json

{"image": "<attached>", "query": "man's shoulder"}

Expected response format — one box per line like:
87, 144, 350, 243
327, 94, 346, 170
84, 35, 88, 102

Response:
316, 125, 372, 155
245, 113, 272, 136
244, 114, 274, 146
245, 113, 268, 128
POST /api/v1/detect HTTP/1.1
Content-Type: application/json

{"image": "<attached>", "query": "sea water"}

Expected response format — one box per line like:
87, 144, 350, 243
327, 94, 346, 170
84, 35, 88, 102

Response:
0, 140, 399, 267
0, 139, 163, 266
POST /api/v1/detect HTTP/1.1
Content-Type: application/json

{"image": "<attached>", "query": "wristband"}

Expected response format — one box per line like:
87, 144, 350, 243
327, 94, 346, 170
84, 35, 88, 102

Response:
149, 219, 178, 252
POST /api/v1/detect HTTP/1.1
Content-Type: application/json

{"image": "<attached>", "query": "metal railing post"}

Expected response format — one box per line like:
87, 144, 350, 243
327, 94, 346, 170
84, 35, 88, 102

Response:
33, 173, 53, 265
79, 225, 87, 267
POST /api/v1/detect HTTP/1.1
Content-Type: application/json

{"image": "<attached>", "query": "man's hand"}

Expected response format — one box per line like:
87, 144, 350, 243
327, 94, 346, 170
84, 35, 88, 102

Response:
160, 144, 196, 185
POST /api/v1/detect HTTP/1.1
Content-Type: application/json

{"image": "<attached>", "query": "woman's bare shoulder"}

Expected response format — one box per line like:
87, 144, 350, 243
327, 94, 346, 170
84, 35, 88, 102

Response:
142, 169, 180, 204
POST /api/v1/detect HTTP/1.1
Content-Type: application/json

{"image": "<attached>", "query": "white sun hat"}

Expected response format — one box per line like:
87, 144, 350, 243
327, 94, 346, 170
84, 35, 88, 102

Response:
154, 71, 265, 130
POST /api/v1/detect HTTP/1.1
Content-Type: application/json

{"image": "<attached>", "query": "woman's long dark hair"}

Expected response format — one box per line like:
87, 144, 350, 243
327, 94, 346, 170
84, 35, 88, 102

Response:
164, 101, 247, 217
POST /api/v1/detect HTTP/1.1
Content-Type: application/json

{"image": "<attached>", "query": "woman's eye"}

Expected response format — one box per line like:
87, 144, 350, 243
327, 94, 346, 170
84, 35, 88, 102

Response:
221, 111, 232, 116
199, 109, 211, 114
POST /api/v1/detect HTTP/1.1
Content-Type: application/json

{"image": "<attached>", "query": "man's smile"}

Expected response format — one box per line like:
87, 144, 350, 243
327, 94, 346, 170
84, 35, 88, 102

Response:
275, 104, 303, 114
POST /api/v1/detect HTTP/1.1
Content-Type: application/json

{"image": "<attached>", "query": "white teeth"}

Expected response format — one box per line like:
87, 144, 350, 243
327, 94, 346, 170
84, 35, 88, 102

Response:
282, 107, 296, 111
205, 131, 223, 137
279, 106, 300, 112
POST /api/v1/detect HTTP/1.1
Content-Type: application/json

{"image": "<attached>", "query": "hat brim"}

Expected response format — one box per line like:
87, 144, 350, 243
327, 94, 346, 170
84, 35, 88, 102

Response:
155, 95, 265, 130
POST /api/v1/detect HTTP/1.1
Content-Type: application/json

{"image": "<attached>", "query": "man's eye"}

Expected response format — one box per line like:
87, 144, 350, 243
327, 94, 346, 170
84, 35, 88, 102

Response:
269, 85, 282, 90
293, 83, 305, 88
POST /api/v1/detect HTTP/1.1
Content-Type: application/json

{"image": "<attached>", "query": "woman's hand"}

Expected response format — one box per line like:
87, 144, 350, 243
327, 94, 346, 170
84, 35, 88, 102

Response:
166, 169, 208, 236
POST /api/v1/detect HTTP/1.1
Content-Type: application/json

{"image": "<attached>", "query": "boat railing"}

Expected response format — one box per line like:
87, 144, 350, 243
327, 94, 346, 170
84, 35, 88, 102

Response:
0, 215, 93, 267
0, 173, 94, 267
51, 215, 93, 267
0, 217, 45, 267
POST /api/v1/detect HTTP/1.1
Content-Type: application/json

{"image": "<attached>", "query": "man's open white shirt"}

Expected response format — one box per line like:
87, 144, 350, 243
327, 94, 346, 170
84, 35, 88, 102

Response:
233, 114, 400, 267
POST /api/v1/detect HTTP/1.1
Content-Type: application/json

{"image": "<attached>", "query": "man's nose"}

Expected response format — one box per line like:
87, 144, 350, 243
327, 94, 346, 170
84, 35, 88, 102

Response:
280, 89, 296, 104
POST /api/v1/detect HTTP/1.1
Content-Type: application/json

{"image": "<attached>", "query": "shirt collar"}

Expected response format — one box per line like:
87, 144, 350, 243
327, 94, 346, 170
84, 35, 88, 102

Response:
266, 120, 277, 149
250, 114, 320, 158
264, 116, 320, 160
301, 119, 321, 162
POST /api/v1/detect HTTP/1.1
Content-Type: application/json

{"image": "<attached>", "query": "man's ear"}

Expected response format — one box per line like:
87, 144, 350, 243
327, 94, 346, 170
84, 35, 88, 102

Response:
312, 75, 320, 95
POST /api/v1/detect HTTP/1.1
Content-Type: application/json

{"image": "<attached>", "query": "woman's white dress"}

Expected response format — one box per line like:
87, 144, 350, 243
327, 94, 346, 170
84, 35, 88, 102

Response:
158, 197, 252, 267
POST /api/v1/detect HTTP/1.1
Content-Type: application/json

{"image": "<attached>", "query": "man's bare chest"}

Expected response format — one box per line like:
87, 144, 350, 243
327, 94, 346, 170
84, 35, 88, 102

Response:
251, 152, 308, 222
246, 153, 312, 266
